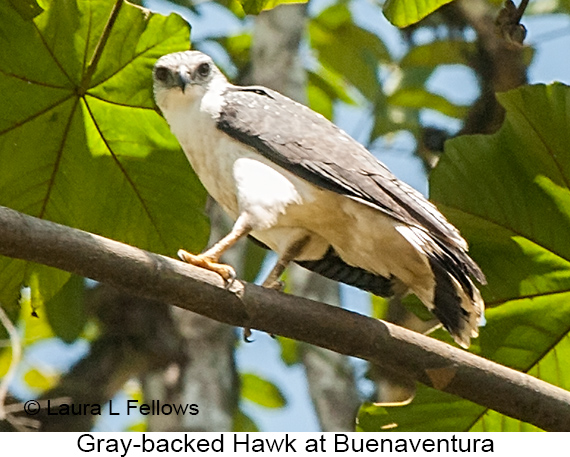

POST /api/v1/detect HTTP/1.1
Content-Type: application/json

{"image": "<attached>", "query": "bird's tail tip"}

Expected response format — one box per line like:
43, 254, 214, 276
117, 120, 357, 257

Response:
428, 257, 485, 349
440, 277, 484, 349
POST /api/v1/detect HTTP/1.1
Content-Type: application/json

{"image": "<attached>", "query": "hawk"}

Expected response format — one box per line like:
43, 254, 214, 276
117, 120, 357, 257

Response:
153, 51, 485, 347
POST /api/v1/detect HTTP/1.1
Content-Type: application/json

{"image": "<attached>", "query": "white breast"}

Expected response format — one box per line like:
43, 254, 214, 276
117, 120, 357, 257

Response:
162, 89, 328, 255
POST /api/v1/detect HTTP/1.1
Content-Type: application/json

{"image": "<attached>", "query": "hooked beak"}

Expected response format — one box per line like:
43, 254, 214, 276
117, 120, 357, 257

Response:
176, 69, 191, 93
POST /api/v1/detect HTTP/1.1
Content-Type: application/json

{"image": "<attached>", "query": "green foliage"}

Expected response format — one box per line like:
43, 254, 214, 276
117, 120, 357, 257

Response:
44, 274, 86, 343
383, 0, 457, 27
277, 336, 301, 366
0, 349, 13, 378
7, 0, 43, 19
213, 33, 252, 78
0, 0, 209, 322
309, 3, 390, 100
237, 0, 307, 15
358, 83, 570, 431
388, 87, 469, 119
400, 40, 475, 68
358, 387, 485, 432
23, 368, 56, 391
242, 239, 269, 283
370, 38, 476, 141
233, 409, 260, 431
241, 373, 287, 408
307, 69, 356, 121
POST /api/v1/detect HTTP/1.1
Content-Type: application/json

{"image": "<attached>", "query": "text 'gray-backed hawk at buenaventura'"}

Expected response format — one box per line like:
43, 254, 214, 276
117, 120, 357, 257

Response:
152, 50, 486, 348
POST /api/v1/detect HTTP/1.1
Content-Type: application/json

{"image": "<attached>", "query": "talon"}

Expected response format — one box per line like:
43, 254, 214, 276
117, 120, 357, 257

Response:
178, 249, 236, 282
243, 327, 253, 342
224, 269, 237, 289
264, 280, 285, 292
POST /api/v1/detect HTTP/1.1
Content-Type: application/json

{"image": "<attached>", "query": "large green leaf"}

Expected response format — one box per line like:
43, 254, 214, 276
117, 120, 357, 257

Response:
309, 3, 390, 100
383, 0, 456, 27
359, 83, 570, 431
0, 1, 209, 327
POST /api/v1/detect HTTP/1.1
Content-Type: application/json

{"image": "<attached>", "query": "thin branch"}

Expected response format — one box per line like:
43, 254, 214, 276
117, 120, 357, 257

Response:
0, 306, 22, 421
0, 205, 570, 431
513, 0, 530, 23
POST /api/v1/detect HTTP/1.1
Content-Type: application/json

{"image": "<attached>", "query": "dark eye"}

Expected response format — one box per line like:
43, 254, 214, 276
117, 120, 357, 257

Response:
196, 62, 210, 78
154, 66, 170, 82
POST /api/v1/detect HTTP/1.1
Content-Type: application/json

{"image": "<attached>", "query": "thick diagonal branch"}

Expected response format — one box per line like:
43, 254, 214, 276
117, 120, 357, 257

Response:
0, 205, 569, 431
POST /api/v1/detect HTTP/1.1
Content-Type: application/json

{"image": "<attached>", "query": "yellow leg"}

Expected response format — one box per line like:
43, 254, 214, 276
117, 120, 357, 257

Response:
261, 235, 310, 289
178, 215, 251, 282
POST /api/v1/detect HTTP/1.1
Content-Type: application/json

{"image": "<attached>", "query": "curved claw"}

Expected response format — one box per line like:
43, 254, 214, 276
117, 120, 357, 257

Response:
243, 327, 253, 343
264, 279, 285, 292
178, 249, 236, 283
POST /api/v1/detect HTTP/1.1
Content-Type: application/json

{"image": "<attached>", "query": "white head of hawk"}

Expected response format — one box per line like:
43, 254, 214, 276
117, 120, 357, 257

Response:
153, 50, 486, 348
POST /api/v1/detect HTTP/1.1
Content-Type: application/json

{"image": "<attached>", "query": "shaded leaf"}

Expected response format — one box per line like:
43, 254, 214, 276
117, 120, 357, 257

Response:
8, 0, 43, 20
0, 348, 13, 378
400, 40, 475, 68
358, 387, 484, 432
383, 0, 456, 27
0, 1, 209, 319
308, 69, 355, 105
242, 239, 268, 283
307, 68, 355, 120
238, 0, 307, 15
310, 3, 389, 100
213, 33, 252, 77
371, 102, 419, 139
44, 274, 86, 344
360, 83, 570, 431
388, 88, 469, 118
307, 83, 334, 120
277, 336, 300, 366
401, 294, 436, 322
241, 373, 287, 408
233, 408, 260, 431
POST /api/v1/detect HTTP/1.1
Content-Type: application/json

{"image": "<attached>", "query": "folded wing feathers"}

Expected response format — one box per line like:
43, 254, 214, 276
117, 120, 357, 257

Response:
218, 85, 485, 346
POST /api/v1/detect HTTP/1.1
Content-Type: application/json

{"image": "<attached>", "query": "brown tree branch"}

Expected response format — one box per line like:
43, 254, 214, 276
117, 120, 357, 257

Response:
1, 205, 570, 431
455, 0, 528, 135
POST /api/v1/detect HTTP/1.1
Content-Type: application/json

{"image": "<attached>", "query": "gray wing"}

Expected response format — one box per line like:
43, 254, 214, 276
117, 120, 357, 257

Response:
217, 86, 485, 284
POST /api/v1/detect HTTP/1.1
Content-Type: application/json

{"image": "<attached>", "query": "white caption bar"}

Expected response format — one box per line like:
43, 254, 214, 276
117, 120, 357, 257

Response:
1, 432, 560, 456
